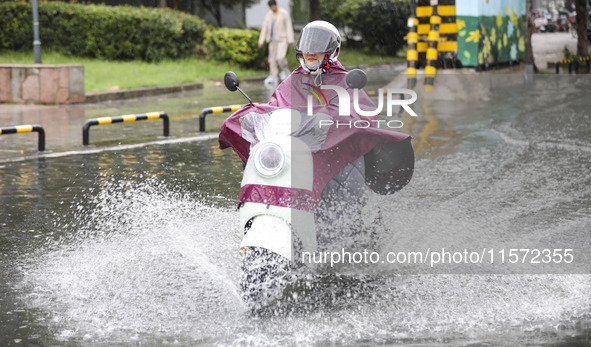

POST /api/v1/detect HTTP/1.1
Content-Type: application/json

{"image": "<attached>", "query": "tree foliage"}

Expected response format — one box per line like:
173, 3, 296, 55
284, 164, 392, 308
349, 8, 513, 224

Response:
320, 0, 409, 56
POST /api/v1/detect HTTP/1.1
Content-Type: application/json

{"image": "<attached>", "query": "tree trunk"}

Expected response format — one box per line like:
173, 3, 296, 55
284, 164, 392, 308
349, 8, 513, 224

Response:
525, 0, 537, 71
214, 1, 222, 26
575, 0, 588, 56
309, 0, 320, 21
158, 0, 166, 8
197, 0, 223, 27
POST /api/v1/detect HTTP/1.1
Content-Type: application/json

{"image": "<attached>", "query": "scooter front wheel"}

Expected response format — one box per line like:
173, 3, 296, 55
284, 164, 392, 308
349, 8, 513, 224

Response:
240, 246, 294, 310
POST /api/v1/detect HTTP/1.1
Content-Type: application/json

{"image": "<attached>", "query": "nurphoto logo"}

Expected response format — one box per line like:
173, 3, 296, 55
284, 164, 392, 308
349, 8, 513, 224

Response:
306, 86, 419, 129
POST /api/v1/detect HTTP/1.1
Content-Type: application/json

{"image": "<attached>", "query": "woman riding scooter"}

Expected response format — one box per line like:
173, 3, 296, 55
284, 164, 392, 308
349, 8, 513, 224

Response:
269, 21, 376, 248
219, 21, 414, 309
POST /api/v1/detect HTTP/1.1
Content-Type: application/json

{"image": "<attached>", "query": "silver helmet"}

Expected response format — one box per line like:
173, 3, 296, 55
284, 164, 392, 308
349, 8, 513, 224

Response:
296, 21, 341, 75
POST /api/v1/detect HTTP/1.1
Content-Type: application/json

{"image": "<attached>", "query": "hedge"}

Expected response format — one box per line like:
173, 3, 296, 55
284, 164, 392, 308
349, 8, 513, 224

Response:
0, 1, 207, 62
203, 28, 267, 69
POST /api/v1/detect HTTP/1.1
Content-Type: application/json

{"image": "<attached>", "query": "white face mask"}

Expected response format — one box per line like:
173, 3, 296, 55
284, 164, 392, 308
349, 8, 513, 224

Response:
305, 60, 321, 71
298, 56, 324, 77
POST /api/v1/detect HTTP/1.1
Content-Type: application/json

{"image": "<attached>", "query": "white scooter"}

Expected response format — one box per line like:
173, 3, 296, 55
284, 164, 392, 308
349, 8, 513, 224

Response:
219, 70, 414, 309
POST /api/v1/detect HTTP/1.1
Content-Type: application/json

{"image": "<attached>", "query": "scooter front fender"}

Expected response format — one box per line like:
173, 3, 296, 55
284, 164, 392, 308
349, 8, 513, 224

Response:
239, 205, 316, 261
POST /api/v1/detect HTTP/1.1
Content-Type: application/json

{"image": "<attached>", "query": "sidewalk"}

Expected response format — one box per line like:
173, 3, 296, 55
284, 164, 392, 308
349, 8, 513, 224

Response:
532, 32, 584, 71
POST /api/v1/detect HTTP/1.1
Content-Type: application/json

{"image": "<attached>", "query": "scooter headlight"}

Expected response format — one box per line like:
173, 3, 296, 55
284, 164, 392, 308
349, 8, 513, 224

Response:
254, 142, 285, 176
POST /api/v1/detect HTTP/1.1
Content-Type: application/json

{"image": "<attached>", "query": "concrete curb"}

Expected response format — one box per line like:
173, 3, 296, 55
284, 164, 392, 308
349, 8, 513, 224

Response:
84, 82, 204, 104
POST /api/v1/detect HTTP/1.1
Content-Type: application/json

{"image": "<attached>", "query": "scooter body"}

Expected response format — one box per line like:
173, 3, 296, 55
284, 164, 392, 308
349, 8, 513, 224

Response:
237, 108, 317, 261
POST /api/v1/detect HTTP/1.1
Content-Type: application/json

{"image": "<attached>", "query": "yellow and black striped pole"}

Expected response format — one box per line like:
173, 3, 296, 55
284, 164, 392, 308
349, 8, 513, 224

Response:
0, 124, 45, 151
199, 104, 242, 132
407, 0, 419, 89
437, 0, 457, 68
82, 112, 169, 146
425, 0, 440, 91
199, 104, 258, 132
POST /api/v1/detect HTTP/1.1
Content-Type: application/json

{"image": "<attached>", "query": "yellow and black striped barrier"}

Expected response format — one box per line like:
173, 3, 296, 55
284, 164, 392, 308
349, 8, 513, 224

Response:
199, 104, 256, 132
424, 1, 441, 91
555, 56, 590, 74
412, 0, 458, 72
82, 112, 169, 146
416, 1, 457, 54
407, 0, 419, 89
416, 4, 457, 36
0, 124, 45, 151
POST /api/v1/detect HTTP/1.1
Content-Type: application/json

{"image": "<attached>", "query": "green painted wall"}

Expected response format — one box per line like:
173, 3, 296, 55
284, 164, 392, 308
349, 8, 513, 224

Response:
456, 0, 526, 67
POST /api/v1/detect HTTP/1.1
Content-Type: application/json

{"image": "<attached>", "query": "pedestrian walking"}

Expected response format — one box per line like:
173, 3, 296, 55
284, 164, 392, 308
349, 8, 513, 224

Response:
258, 0, 294, 86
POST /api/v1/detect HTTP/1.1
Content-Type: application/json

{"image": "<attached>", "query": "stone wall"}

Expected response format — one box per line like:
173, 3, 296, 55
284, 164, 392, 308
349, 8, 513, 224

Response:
0, 64, 85, 104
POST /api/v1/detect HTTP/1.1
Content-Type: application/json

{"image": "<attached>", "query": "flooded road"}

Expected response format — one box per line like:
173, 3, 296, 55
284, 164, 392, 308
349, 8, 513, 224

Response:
0, 70, 590, 346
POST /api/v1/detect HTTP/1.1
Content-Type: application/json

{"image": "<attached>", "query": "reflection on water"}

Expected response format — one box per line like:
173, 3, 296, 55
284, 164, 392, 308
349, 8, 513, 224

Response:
0, 74, 590, 345
404, 101, 464, 158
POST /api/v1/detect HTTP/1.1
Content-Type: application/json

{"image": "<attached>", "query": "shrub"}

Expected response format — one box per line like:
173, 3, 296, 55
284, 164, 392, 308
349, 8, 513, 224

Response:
0, 1, 207, 62
203, 27, 267, 69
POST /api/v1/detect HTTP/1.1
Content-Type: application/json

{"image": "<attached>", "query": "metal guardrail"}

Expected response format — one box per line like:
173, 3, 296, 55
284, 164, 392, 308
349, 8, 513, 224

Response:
199, 104, 251, 132
555, 56, 591, 74
3, 106, 254, 150
82, 112, 169, 146
0, 125, 45, 151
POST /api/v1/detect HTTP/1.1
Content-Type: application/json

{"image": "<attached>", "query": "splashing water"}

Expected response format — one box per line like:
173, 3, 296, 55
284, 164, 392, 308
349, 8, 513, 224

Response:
13, 176, 590, 345
19, 177, 246, 343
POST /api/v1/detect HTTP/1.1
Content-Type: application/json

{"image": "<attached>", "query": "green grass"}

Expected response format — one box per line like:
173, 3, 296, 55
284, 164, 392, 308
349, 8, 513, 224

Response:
0, 50, 264, 92
1, 47, 404, 93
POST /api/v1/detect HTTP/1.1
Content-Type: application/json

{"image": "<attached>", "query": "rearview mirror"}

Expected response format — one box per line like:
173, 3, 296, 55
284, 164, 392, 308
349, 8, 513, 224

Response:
224, 71, 239, 92
346, 69, 367, 89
